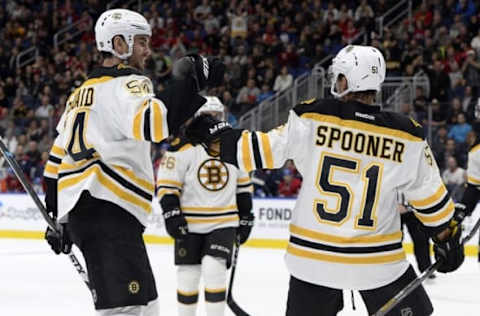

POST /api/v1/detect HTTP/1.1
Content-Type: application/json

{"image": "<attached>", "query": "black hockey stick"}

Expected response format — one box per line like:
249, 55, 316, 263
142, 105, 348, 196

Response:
0, 139, 95, 301
372, 217, 480, 316
227, 237, 250, 316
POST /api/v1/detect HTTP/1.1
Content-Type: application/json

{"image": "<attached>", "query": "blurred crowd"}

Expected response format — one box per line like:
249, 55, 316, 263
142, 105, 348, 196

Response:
0, 0, 478, 199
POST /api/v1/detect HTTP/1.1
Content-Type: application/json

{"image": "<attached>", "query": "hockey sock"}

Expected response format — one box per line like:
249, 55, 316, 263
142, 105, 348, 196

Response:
202, 255, 227, 316
177, 265, 201, 316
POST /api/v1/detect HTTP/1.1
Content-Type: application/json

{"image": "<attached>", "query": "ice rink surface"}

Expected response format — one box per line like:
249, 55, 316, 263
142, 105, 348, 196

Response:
0, 239, 479, 316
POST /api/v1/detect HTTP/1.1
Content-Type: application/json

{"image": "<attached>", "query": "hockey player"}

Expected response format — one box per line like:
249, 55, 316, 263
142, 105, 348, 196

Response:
156, 96, 254, 316
43, 9, 224, 316
186, 45, 465, 315
459, 129, 480, 260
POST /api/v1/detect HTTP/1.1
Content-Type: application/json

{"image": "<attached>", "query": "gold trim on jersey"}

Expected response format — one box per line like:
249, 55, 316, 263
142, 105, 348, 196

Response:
151, 100, 165, 142
290, 224, 402, 245
414, 200, 454, 224
258, 132, 274, 169
177, 290, 199, 296
409, 185, 447, 209
59, 158, 101, 172
113, 165, 154, 193
470, 144, 480, 153
301, 113, 423, 142
51, 145, 66, 157
44, 162, 59, 176
205, 287, 226, 293
133, 100, 149, 140
157, 188, 181, 198
467, 175, 480, 185
237, 177, 251, 184
182, 205, 237, 213
82, 76, 114, 87
287, 244, 406, 264
156, 179, 183, 189
58, 164, 152, 213
185, 214, 239, 224
241, 131, 254, 172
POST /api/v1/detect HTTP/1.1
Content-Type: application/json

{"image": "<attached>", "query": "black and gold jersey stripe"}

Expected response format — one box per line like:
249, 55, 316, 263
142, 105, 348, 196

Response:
409, 184, 454, 227
44, 145, 66, 179
58, 159, 153, 213
288, 224, 405, 264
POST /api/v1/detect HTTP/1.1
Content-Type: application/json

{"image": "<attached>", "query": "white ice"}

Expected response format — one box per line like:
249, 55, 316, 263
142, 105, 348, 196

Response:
0, 239, 479, 316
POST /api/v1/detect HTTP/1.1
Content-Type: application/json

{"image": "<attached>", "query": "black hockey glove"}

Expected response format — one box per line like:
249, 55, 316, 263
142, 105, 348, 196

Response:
172, 54, 225, 91
433, 212, 465, 273
163, 208, 189, 239
45, 224, 72, 255
185, 113, 232, 156
237, 213, 254, 245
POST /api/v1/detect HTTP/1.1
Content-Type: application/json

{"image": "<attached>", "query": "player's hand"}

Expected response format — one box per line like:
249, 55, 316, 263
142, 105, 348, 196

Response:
433, 218, 464, 273
45, 224, 72, 255
172, 54, 225, 91
237, 213, 254, 245
163, 208, 188, 239
185, 113, 232, 156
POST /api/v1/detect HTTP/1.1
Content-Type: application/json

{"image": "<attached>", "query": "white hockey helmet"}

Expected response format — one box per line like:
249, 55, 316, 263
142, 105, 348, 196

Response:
94, 9, 152, 60
195, 96, 225, 120
330, 45, 386, 98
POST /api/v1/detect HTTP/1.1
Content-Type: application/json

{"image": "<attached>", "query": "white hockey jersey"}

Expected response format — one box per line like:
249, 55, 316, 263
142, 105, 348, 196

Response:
467, 142, 480, 189
156, 140, 253, 234
218, 98, 454, 290
44, 65, 169, 226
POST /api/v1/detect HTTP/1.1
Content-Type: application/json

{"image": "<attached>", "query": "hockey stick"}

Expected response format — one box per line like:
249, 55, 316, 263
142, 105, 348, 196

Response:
0, 139, 95, 300
227, 237, 250, 316
372, 217, 480, 316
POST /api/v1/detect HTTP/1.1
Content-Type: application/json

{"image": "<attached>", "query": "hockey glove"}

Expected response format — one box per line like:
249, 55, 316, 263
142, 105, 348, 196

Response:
237, 213, 254, 245
185, 113, 232, 156
45, 224, 72, 255
163, 208, 189, 239
172, 54, 225, 91
433, 215, 465, 273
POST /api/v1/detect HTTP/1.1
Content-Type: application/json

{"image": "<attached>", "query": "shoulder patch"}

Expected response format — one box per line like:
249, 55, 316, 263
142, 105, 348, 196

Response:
301, 98, 316, 105
409, 117, 422, 128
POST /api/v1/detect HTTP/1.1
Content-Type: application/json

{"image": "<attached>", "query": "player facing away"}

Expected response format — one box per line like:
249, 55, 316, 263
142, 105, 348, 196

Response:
43, 9, 224, 316
459, 128, 480, 260
156, 97, 254, 316
186, 45, 465, 316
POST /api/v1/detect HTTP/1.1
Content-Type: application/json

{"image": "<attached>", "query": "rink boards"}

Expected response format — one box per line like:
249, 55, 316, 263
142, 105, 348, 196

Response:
0, 194, 478, 256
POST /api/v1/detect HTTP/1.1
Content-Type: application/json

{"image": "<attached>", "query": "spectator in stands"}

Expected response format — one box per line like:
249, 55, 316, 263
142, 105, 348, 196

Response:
448, 112, 472, 143
428, 60, 451, 103
278, 168, 301, 198
442, 156, 466, 201
462, 49, 480, 95
355, 0, 374, 31
471, 28, 480, 54
273, 66, 293, 93
258, 84, 274, 103
236, 79, 261, 113
447, 98, 465, 125
423, 98, 447, 129
151, 49, 172, 83
35, 95, 53, 119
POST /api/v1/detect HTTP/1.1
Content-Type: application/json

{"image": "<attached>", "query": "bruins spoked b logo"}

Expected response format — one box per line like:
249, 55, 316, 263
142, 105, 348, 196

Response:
128, 280, 140, 294
198, 159, 229, 191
